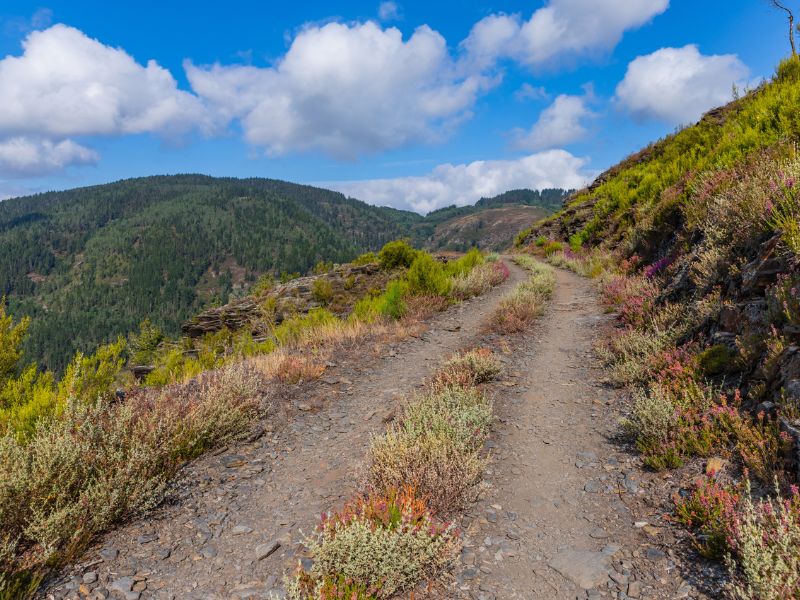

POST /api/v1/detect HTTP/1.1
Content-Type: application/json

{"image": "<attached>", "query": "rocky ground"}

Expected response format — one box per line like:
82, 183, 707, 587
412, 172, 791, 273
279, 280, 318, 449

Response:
41, 263, 725, 600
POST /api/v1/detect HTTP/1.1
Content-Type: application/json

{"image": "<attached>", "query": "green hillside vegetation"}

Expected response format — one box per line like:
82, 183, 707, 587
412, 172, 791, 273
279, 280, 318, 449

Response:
0, 177, 562, 372
0, 175, 423, 372
519, 57, 800, 598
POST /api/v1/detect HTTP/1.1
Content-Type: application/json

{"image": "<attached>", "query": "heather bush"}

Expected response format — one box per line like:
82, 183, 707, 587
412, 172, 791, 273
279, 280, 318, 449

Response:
674, 476, 741, 558
368, 427, 485, 515
286, 488, 458, 599
432, 348, 502, 389
727, 481, 800, 600
0, 363, 261, 579
489, 259, 554, 334
400, 386, 492, 452
367, 384, 492, 515
451, 261, 508, 299
352, 280, 407, 322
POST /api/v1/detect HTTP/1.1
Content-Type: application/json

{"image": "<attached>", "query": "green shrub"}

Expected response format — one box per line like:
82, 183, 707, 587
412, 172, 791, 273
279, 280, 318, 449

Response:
0, 304, 28, 384
543, 241, 563, 256
406, 254, 451, 296
444, 248, 483, 278
352, 281, 407, 322
352, 251, 378, 266
343, 275, 356, 290
378, 240, 418, 270
698, 344, 737, 376
313, 261, 334, 274
312, 279, 334, 305
128, 319, 164, 366
534, 235, 547, 247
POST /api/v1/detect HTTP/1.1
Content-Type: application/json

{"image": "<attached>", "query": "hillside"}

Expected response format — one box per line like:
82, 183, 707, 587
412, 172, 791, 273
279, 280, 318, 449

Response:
0, 175, 423, 371
0, 177, 562, 371
520, 57, 800, 596
425, 205, 550, 251
418, 188, 567, 250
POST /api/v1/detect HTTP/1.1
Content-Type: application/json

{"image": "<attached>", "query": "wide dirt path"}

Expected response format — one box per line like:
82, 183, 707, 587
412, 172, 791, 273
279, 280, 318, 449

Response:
43, 261, 530, 600
45, 263, 712, 600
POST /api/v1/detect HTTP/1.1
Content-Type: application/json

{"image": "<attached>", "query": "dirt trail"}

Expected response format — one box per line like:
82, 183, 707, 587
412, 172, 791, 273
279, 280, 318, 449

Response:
451, 267, 713, 600
45, 263, 713, 600
44, 262, 529, 600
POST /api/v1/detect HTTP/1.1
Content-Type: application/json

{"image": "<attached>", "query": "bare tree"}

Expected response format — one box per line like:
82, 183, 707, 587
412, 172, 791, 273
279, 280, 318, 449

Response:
769, 0, 798, 56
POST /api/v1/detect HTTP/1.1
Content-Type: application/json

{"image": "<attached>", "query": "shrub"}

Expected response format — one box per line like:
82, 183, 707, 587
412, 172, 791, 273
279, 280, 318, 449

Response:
451, 261, 509, 299
729, 410, 792, 486
0, 303, 28, 384
489, 261, 554, 334
367, 385, 492, 515
378, 240, 418, 270
543, 241, 563, 256
674, 476, 740, 558
314, 261, 334, 275
445, 248, 484, 278
727, 481, 800, 600
406, 254, 451, 297
0, 363, 260, 578
433, 348, 502, 389
352, 251, 378, 266
286, 488, 458, 600
128, 319, 165, 366
312, 279, 334, 305
352, 280, 407, 322
368, 427, 484, 516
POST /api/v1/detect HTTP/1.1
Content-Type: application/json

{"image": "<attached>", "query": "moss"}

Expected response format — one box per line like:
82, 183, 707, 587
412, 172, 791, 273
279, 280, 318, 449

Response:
698, 344, 737, 376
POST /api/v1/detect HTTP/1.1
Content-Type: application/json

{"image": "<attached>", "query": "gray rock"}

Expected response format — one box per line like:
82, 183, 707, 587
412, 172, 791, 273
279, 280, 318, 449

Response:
99, 547, 119, 561
584, 479, 603, 493
231, 525, 253, 535
548, 549, 611, 589
109, 577, 134, 595
255, 541, 281, 560
83, 571, 98, 584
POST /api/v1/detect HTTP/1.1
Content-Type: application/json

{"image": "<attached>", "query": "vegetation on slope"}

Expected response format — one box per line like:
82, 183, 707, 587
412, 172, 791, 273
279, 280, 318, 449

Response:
1, 177, 564, 373
520, 57, 800, 598
0, 240, 509, 597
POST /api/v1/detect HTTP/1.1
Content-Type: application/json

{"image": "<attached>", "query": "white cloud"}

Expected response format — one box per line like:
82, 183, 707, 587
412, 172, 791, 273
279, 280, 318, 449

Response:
513, 93, 593, 150
0, 25, 209, 139
378, 1, 400, 21
187, 21, 490, 158
463, 0, 669, 68
514, 83, 549, 102
0, 24, 211, 175
615, 45, 749, 125
0, 137, 98, 176
323, 150, 593, 214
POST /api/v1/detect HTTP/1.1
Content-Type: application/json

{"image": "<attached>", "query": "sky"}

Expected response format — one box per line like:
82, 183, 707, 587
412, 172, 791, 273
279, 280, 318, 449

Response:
0, 0, 788, 213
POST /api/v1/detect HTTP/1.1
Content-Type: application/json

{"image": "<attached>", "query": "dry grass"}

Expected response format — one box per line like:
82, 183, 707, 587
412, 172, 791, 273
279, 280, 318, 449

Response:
431, 348, 502, 390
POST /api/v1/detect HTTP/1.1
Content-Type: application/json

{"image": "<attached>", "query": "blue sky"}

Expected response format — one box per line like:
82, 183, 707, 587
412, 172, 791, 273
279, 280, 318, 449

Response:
0, 1, 788, 212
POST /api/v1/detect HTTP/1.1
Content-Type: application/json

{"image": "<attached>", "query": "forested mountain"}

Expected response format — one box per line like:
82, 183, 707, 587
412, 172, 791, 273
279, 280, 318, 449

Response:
0, 175, 423, 371
0, 175, 564, 371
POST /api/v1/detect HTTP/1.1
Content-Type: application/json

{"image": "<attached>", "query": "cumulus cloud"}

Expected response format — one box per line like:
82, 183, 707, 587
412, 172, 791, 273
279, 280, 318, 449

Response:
513, 92, 594, 151
0, 24, 209, 139
615, 45, 749, 125
323, 150, 593, 214
515, 83, 549, 102
463, 0, 669, 68
187, 21, 490, 158
0, 24, 211, 175
378, 1, 400, 21
0, 137, 98, 176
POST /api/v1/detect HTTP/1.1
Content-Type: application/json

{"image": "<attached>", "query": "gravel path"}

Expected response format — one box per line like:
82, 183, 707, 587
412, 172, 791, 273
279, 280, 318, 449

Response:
43, 262, 722, 600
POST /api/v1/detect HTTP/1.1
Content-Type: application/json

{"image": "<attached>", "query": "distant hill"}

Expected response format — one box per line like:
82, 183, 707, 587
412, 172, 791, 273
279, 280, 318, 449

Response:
0, 176, 565, 370
417, 188, 568, 251
0, 175, 422, 371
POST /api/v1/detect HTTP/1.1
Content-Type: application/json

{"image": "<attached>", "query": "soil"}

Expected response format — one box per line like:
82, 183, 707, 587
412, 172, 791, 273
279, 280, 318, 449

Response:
41, 262, 724, 600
